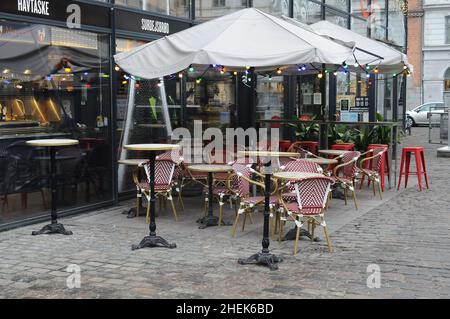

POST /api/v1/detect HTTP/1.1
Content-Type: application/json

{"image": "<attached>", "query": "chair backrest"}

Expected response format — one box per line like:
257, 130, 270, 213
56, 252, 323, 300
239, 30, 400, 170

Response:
294, 177, 332, 210
283, 159, 322, 174
287, 142, 311, 158
232, 163, 252, 197
144, 159, 175, 186
339, 151, 360, 179
370, 147, 385, 173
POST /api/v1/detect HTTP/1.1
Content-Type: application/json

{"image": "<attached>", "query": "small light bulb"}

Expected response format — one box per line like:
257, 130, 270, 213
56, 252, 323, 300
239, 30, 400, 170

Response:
245, 66, 250, 70
353, 62, 359, 68
115, 66, 120, 72
64, 67, 71, 73
188, 65, 194, 72
196, 77, 201, 84
233, 71, 238, 76
374, 68, 379, 74
317, 73, 323, 79
276, 68, 282, 74
333, 71, 338, 76
178, 73, 183, 78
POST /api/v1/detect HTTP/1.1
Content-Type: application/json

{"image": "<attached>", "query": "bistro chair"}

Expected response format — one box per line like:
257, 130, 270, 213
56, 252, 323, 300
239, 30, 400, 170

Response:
278, 176, 334, 254
139, 158, 179, 223
359, 147, 386, 199
331, 151, 361, 209
230, 164, 279, 237
156, 148, 185, 210
287, 142, 320, 158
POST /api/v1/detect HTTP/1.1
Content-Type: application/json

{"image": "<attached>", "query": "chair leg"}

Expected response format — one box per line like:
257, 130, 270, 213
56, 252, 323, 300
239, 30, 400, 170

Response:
204, 197, 208, 216
378, 180, 383, 200
145, 197, 151, 224
372, 180, 376, 196
242, 212, 248, 232
294, 224, 301, 255
415, 151, 423, 191
322, 217, 333, 252
168, 194, 178, 221
352, 183, 358, 210
218, 198, 223, 227
421, 151, 429, 189
231, 210, 241, 237
397, 152, 405, 190
178, 190, 184, 211
343, 187, 348, 205
405, 153, 411, 188
310, 219, 315, 242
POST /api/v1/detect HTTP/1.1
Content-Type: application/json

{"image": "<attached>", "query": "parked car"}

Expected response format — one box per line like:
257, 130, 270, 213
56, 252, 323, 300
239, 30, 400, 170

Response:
406, 102, 446, 127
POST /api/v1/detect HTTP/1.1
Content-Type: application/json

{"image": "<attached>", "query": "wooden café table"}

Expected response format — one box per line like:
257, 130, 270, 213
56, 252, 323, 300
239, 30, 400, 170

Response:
318, 149, 350, 157
118, 159, 147, 218
124, 144, 180, 250
188, 164, 233, 229
236, 150, 298, 270
304, 157, 338, 170
26, 138, 79, 235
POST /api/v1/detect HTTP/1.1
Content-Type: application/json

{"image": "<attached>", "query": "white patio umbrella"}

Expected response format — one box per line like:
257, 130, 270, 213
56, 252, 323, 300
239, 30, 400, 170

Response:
308, 20, 412, 72
114, 8, 380, 79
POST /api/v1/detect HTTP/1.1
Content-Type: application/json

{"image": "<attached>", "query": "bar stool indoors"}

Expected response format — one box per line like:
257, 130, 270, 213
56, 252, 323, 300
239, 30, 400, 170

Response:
397, 147, 429, 191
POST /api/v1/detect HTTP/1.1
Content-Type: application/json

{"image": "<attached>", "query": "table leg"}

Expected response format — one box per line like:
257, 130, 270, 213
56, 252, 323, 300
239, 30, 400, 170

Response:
197, 172, 231, 228
238, 160, 282, 270
32, 146, 72, 236
132, 152, 176, 250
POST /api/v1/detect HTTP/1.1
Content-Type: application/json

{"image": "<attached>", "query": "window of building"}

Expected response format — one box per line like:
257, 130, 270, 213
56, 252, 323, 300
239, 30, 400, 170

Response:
115, 0, 190, 18
444, 68, 450, 91
213, 0, 226, 7
253, 0, 289, 18
446, 16, 450, 44
293, 0, 322, 24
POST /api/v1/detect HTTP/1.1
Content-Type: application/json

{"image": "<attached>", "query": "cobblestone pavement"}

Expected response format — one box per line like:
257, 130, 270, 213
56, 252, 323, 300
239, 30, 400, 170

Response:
0, 128, 449, 299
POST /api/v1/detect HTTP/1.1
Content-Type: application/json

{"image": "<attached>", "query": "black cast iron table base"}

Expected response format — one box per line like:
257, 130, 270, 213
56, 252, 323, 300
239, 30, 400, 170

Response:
197, 215, 232, 229
238, 252, 283, 271
131, 235, 176, 250
32, 223, 73, 236
282, 227, 320, 242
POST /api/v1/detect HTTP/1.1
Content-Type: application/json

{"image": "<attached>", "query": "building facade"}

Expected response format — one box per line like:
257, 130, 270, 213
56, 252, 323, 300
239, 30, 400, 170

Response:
422, 0, 450, 104
0, 0, 408, 230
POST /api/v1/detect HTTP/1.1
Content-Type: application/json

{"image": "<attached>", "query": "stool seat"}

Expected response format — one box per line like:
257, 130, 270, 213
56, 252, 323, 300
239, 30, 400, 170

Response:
331, 143, 355, 151
397, 147, 429, 191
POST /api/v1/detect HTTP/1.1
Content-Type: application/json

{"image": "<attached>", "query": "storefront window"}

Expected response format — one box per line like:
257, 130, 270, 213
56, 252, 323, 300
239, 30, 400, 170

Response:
256, 75, 284, 125
0, 20, 112, 224
388, 0, 405, 47
195, 0, 248, 21
293, 0, 322, 24
325, 8, 348, 28
185, 68, 237, 134
336, 72, 371, 122
296, 74, 321, 119
116, 0, 190, 18
253, 0, 289, 17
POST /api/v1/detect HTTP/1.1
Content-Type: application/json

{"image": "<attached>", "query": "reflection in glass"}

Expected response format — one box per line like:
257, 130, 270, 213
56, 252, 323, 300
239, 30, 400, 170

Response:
293, 0, 322, 24
116, 0, 190, 18
195, 0, 248, 21
0, 20, 112, 224
253, 0, 288, 17
296, 74, 321, 119
387, 0, 405, 47
325, 8, 348, 28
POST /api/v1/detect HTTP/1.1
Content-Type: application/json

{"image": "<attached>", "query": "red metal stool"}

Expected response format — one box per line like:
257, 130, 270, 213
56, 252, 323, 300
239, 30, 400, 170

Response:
397, 147, 429, 191
331, 143, 355, 151
297, 141, 319, 155
360, 144, 390, 191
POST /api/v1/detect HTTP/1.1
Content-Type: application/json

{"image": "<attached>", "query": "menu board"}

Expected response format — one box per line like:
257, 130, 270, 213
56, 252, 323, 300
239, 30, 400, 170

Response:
352, 97, 370, 112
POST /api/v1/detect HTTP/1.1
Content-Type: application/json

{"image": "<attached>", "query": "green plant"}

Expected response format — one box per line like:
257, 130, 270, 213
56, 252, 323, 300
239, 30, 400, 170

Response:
289, 116, 320, 141
328, 124, 355, 145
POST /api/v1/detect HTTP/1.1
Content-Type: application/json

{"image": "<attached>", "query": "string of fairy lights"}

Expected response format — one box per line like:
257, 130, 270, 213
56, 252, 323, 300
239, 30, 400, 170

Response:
120, 59, 411, 89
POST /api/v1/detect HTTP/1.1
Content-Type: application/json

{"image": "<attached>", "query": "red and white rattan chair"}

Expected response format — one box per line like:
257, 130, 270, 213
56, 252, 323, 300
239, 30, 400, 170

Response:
331, 151, 360, 209
278, 176, 334, 254
156, 148, 185, 210
359, 147, 386, 200
139, 158, 179, 223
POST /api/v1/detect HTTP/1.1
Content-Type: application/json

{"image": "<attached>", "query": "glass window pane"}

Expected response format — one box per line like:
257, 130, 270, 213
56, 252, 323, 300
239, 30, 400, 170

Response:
388, 0, 406, 47
326, 0, 348, 12
116, 0, 190, 18
325, 8, 348, 28
195, 0, 248, 21
256, 74, 284, 123
351, 16, 368, 36
0, 20, 112, 224
293, 0, 322, 24
253, 0, 289, 17
447, 16, 450, 44
296, 74, 321, 119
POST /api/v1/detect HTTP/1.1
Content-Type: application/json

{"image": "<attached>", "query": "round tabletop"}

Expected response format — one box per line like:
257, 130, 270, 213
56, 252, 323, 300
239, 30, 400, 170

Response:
188, 164, 233, 173
318, 149, 349, 156
124, 143, 180, 151
273, 172, 325, 180
118, 159, 147, 166
26, 139, 79, 147
238, 150, 299, 158
304, 157, 338, 165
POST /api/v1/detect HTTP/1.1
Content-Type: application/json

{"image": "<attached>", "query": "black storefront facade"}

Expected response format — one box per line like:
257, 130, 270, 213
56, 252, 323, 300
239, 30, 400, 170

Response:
0, 0, 408, 230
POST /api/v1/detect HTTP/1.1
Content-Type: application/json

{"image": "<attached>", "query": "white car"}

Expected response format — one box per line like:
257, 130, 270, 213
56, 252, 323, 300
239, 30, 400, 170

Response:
406, 102, 446, 127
